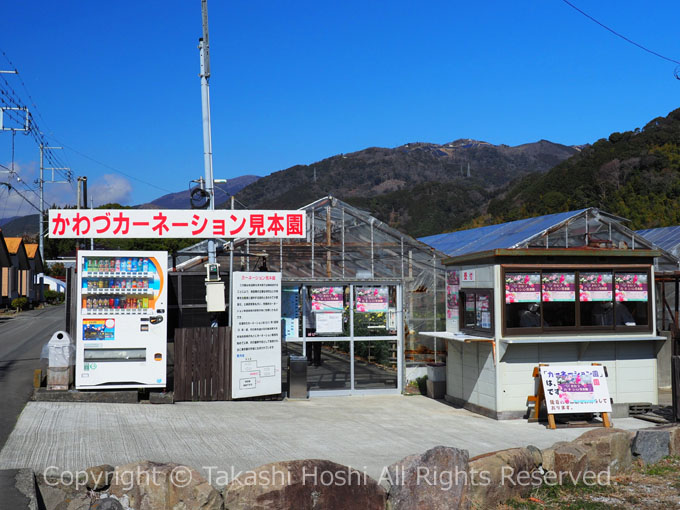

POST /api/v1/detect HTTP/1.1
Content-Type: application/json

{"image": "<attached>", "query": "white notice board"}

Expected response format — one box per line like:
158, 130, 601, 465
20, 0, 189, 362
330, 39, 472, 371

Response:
539, 365, 612, 414
231, 272, 282, 399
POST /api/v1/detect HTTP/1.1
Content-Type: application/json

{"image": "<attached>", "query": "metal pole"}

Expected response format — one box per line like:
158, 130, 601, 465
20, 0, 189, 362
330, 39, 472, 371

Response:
341, 208, 345, 278
433, 251, 437, 363
39, 144, 44, 260
199, 0, 215, 264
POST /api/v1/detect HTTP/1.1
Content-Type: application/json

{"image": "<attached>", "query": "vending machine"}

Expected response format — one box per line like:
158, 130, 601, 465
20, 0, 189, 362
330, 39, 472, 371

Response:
75, 250, 168, 389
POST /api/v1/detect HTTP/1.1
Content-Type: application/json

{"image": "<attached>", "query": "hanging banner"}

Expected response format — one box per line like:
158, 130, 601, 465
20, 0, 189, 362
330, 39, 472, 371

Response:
579, 273, 613, 302
542, 273, 576, 302
540, 365, 612, 414
615, 274, 648, 302
310, 287, 344, 312
505, 273, 540, 303
355, 287, 388, 313
231, 272, 282, 399
446, 270, 459, 319
49, 209, 306, 239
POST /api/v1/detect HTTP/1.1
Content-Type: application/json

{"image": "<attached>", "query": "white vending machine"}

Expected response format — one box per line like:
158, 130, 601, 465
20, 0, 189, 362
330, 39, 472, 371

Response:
76, 250, 168, 389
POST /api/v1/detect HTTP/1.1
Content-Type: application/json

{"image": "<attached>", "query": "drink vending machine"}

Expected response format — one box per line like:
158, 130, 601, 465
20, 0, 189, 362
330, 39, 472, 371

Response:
76, 250, 168, 389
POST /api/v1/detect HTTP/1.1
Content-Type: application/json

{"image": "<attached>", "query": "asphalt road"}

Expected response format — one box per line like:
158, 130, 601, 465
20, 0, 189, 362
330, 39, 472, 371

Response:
0, 305, 65, 450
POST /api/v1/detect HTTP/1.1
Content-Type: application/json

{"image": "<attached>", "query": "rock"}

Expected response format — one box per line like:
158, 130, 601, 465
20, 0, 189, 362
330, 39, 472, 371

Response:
542, 443, 589, 482
222, 459, 385, 510
86, 464, 114, 490
36, 474, 90, 510
108, 461, 223, 510
573, 428, 632, 474
668, 425, 680, 456
468, 448, 541, 509
384, 445, 469, 510
632, 428, 671, 464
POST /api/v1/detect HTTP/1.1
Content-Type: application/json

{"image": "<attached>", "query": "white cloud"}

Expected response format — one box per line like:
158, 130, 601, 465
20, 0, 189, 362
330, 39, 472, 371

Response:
89, 174, 133, 207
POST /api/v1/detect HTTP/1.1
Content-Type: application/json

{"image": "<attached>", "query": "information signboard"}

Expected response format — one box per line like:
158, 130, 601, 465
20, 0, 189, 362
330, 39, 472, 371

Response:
539, 365, 612, 414
231, 271, 282, 399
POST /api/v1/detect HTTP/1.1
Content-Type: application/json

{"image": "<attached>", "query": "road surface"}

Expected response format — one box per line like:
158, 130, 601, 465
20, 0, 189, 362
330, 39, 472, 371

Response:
0, 305, 65, 450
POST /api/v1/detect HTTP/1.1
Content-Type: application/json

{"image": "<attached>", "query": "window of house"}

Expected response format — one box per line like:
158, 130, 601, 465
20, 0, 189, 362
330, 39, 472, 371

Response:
460, 288, 494, 336
503, 268, 652, 335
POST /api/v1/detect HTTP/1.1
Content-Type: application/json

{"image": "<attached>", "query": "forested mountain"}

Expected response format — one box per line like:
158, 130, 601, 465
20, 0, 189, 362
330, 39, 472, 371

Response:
234, 139, 578, 236
484, 108, 680, 230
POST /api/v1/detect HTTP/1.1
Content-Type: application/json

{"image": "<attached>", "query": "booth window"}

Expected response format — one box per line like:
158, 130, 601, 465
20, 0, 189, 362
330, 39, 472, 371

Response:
460, 288, 494, 336
503, 268, 652, 335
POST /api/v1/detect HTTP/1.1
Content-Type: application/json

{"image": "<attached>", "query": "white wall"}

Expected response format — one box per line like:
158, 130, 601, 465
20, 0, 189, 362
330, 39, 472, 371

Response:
497, 341, 658, 413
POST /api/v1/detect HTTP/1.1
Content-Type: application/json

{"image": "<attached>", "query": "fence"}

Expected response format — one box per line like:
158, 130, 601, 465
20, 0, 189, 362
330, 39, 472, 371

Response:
174, 326, 232, 401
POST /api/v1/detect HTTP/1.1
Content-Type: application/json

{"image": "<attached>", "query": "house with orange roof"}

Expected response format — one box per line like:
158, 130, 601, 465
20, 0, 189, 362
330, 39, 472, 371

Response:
24, 243, 44, 305
0, 231, 11, 308
3, 236, 30, 306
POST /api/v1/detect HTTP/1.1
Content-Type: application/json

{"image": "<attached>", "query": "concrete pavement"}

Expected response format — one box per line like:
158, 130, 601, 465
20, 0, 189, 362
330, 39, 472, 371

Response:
0, 395, 650, 483
0, 305, 65, 450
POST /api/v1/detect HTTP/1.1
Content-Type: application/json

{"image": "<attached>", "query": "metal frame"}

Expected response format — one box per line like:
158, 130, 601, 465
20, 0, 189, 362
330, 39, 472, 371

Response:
286, 280, 403, 396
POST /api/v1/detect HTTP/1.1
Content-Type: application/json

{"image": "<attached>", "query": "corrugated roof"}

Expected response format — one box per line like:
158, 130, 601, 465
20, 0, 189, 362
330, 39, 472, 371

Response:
418, 209, 588, 257
636, 226, 680, 256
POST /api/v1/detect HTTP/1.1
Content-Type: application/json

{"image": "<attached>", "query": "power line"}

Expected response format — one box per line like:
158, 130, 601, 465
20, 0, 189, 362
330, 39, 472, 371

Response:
560, 0, 680, 66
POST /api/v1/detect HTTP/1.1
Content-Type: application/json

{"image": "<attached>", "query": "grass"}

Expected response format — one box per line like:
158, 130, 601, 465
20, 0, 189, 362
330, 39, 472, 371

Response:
499, 456, 680, 510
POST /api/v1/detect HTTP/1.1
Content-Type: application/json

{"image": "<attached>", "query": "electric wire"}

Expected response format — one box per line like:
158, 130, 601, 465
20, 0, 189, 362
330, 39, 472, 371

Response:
560, 0, 680, 66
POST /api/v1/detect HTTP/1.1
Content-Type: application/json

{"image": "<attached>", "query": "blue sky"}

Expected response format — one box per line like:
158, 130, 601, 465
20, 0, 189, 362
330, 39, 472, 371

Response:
1, 0, 679, 214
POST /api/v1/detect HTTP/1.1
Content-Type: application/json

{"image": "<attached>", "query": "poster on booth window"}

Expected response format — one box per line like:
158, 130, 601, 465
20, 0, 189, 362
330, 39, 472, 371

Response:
542, 273, 575, 302
615, 274, 648, 302
539, 365, 612, 414
579, 273, 612, 302
505, 273, 540, 303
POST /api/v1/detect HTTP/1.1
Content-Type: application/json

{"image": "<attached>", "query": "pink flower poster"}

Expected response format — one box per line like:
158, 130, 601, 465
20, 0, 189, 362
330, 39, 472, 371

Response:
579, 273, 612, 302
446, 270, 460, 319
310, 286, 344, 312
542, 273, 575, 302
505, 273, 540, 304
539, 365, 612, 414
615, 273, 648, 302
355, 286, 388, 313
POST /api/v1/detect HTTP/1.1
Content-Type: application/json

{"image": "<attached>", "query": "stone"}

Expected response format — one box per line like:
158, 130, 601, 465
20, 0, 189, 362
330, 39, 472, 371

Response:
468, 447, 541, 509
222, 459, 385, 510
384, 445, 469, 510
542, 443, 589, 483
85, 464, 114, 490
36, 475, 90, 510
108, 461, 223, 510
632, 428, 671, 464
572, 428, 633, 474
149, 391, 174, 404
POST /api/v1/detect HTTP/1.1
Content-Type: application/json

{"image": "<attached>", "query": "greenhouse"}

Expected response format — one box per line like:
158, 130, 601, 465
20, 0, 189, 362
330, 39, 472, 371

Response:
169, 195, 448, 395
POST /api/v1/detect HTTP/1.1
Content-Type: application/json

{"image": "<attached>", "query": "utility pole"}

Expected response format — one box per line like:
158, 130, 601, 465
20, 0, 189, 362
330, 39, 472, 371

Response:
38, 145, 70, 260
199, 0, 216, 264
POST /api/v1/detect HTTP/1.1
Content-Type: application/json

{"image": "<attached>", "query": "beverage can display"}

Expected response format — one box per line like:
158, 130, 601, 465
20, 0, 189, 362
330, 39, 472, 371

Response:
109, 279, 114, 288
109, 298, 114, 308
115, 259, 120, 272
142, 258, 149, 272
127, 259, 132, 271
131, 258, 138, 272
143, 297, 149, 308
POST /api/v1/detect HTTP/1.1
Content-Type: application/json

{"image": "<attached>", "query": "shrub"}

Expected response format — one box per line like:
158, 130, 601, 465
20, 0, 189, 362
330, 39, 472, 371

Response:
11, 297, 28, 311
44, 289, 65, 304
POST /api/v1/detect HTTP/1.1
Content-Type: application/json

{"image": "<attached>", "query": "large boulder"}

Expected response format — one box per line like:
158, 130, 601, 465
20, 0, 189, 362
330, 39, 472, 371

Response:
222, 459, 385, 510
36, 474, 90, 510
572, 428, 632, 474
383, 446, 469, 510
85, 464, 115, 491
541, 442, 589, 482
632, 428, 672, 464
468, 447, 541, 509
108, 461, 223, 510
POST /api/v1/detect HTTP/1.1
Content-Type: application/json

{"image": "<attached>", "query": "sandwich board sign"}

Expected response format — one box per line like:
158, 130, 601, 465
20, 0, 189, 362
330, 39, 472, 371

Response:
539, 365, 612, 414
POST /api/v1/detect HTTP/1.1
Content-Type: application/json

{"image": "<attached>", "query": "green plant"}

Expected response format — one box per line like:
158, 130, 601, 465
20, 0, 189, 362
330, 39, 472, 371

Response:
11, 297, 28, 311
44, 289, 65, 304
415, 374, 428, 395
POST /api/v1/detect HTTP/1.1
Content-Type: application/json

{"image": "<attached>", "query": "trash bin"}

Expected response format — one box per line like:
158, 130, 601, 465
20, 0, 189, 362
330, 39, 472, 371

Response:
46, 331, 73, 390
426, 362, 446, 399
288, 355, 308, 399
